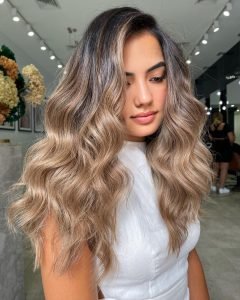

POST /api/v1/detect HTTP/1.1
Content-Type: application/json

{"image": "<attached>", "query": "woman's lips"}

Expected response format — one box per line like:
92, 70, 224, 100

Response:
131, 112, 157, 125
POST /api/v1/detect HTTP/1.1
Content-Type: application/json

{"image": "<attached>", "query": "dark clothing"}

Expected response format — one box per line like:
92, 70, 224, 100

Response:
209, 123, 233, 162
232, 142, 240, 155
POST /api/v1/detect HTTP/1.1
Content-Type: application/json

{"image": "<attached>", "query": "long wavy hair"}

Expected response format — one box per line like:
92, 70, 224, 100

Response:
7, 7, 213, 281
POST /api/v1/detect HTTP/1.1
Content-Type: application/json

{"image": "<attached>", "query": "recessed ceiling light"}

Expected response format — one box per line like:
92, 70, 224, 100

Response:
40, 41, 47, 51
27, 24, 34, 37
213, 20, 219, 32
201, 33, 208, 45
223, 2, 232, 17
194, 46, 200, 56
223, 10, 230, 17
49, 51, 56, 60
12, 8, 20, 22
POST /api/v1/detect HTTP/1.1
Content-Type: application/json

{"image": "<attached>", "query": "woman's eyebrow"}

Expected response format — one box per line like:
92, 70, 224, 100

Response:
147, 61, 166, 73
125, 61, 166, 77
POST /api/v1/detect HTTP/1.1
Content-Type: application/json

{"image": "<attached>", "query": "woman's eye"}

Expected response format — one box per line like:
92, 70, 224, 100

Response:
150, 76, 165, 83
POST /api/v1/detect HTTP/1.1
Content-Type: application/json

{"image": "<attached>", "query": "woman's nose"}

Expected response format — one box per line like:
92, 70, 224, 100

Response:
134, 81, 152, 106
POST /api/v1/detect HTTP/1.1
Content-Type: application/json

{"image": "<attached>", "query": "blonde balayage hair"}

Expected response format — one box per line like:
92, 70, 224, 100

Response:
7, 7, 213, 281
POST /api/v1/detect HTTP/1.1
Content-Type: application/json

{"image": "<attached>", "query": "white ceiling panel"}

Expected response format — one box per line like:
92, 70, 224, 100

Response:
0, 0, 239, 81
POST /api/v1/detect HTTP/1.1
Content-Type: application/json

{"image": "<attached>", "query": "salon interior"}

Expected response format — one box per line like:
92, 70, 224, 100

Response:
0, 0, 239, 299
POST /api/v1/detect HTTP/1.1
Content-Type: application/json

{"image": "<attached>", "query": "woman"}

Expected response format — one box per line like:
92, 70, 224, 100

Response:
209, 112, 235, 194
7, 7, 213, 300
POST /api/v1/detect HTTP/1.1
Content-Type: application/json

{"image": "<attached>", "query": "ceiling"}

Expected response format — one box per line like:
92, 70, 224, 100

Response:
0, 0, 240, 83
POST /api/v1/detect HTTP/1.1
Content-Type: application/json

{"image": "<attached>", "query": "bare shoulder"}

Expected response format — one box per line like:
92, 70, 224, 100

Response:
40, 215, 97, 300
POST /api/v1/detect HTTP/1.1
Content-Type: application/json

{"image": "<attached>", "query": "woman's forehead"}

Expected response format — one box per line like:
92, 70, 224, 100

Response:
123, 32, 164, 72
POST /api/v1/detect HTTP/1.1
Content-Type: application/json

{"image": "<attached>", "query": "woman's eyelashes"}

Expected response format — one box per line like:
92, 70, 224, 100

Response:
150, 71, 167, 83
126, 72, 166, 86
149, 75, 166, 83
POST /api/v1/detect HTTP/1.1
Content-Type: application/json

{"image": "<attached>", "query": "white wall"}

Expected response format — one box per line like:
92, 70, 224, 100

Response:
227, 79, 240, 106
234, 113, 240, 144
210, 90, 220, 106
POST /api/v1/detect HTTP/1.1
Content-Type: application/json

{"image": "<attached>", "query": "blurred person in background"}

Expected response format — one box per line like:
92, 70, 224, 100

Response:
209, 112, 235, 194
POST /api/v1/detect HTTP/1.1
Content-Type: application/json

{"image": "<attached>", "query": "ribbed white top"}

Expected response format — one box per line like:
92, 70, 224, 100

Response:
97, 141, 200, 300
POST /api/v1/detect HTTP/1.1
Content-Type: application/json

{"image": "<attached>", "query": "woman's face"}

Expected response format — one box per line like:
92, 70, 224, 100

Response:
122, 32, 168, 142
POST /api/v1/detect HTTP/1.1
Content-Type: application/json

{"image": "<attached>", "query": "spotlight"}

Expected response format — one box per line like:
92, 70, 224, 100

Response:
231, 104, 235, 107
223, 2, 232, 17
12, 8, 20, 22
210, 107, 213, 111
206, 111, 211, 115
201, 33, 208, 45
49, 51, 55, 60
205, 107, 208, 110
226, 101, 229, 105
194, 46, 200, 56
222, 106, 226, 110
40, 41, 47, 51
57, 63, 63, 69
186, 58, 191, 64
27, 24, 35, 37
213, 20, 219, 33
237, 109, 240, 112
217, 91, 221, 96
219, 100, 223, 105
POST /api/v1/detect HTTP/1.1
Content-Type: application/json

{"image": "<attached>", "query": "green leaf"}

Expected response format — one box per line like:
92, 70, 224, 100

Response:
0, 45, 16, 61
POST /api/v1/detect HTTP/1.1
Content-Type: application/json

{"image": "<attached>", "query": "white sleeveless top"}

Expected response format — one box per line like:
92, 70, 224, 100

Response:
97, 141, 200, 300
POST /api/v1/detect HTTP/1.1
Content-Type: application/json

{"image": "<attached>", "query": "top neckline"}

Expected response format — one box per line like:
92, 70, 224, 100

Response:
123, 140, 146, 152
